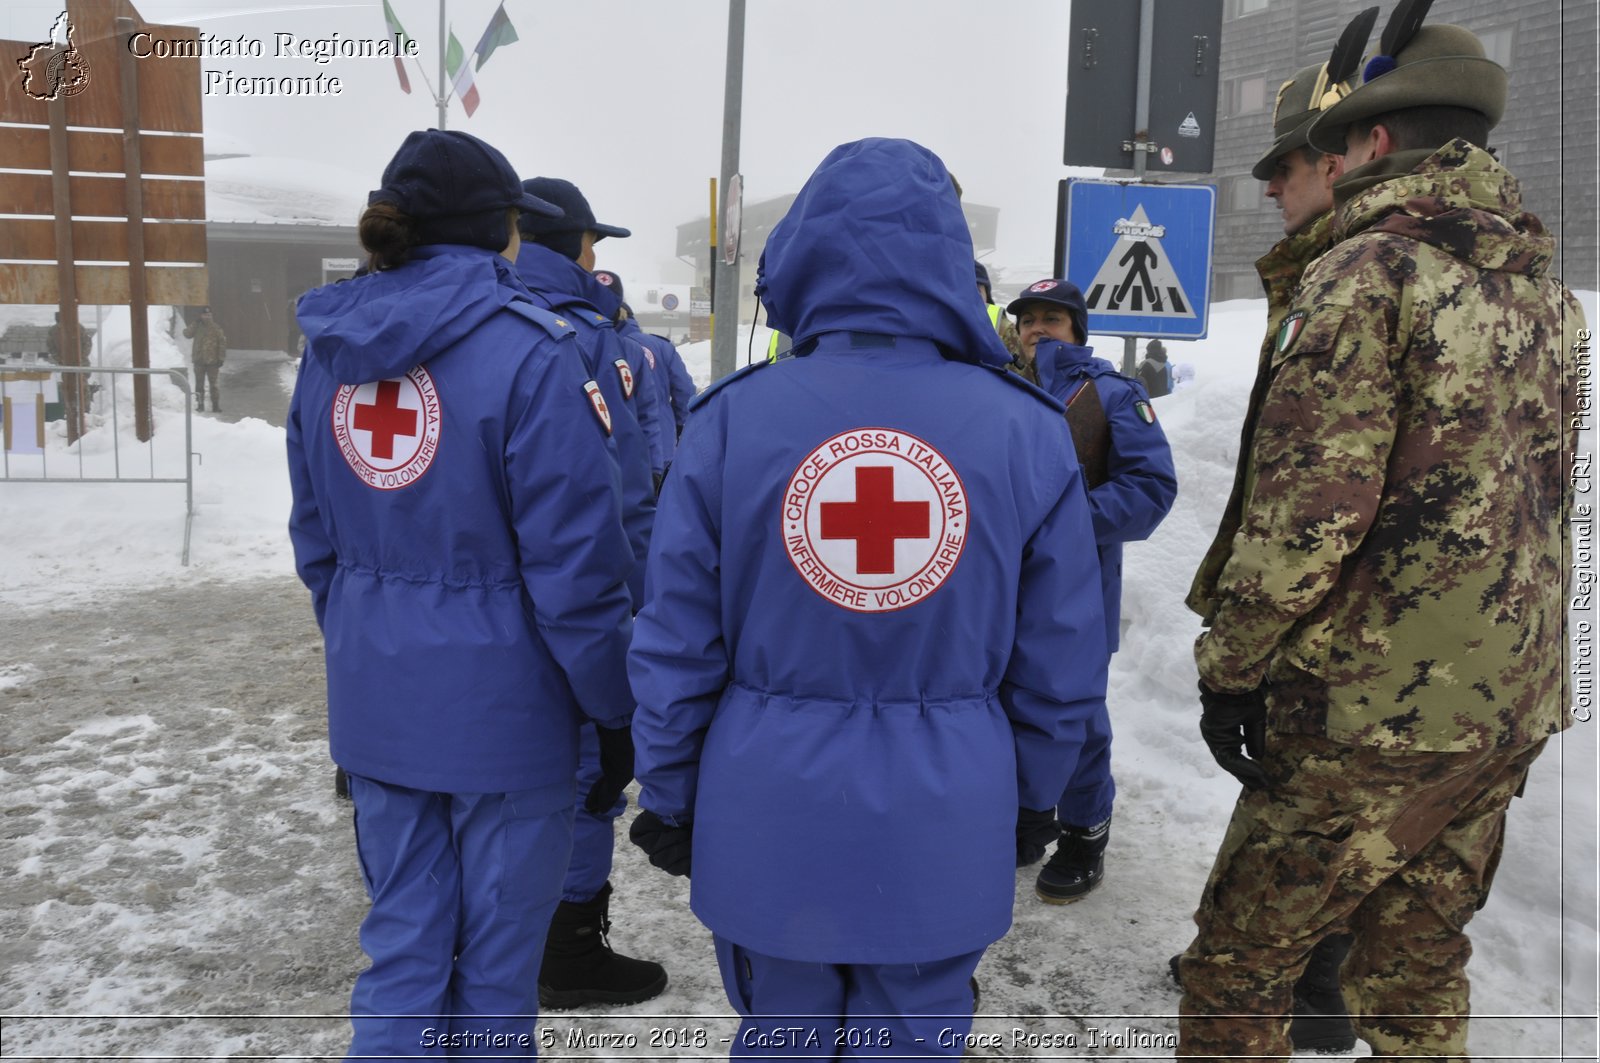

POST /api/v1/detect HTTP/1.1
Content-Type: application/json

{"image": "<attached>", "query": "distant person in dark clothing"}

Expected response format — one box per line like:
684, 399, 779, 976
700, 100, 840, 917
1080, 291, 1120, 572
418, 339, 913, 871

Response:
1136, 339, 1172, 398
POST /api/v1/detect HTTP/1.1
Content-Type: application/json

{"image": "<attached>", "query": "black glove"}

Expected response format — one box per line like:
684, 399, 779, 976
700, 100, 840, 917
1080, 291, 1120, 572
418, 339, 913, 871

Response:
1016, 807, 1059, 867
629, 809, 693, 877
583, 724, 635, 815
1198, 681, 1270, 791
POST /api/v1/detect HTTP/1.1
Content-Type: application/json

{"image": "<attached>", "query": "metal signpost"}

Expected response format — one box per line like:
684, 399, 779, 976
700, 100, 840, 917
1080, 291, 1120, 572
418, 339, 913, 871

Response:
710, 0, 746, 384
1060, 0, 1222, 370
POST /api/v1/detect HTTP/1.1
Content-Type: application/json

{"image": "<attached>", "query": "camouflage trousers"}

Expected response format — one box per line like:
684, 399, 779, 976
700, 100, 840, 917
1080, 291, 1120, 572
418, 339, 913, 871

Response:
1176, 732, 1545, 1061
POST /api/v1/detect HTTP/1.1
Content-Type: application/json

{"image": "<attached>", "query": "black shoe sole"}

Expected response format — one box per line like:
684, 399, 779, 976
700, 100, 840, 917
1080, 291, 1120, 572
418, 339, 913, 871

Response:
1034, 881, 1100, 904
1035, 866, 1104, 904
538, 971, 668, 1010
1290, 1022, 1357, 1054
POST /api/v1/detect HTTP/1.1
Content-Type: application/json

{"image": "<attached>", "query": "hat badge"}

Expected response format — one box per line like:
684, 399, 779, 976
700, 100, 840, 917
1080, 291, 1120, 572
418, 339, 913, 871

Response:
1028, 280, 1059, 293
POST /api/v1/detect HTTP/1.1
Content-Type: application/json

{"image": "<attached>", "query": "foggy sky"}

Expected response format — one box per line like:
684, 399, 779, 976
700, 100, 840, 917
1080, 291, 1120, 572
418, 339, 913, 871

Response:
4, 1, 1096, 292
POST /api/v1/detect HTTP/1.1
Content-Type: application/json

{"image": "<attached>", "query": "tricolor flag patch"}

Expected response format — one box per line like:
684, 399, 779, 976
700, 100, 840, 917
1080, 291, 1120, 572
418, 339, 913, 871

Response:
1276, 309, 1309, 354
1134, 400, 1156, 424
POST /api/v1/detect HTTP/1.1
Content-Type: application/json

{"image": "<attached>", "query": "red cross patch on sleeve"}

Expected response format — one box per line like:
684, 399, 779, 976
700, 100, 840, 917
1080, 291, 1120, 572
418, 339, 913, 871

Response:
613, 358, 635, 400
583, 380, 612, 435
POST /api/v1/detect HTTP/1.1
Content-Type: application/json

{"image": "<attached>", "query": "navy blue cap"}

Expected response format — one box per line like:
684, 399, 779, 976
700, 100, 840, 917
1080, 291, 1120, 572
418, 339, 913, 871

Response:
368, 129, 559, 221
592, 269, 624, 302
518, 178, 631, 240
1006, 278, 1088, 341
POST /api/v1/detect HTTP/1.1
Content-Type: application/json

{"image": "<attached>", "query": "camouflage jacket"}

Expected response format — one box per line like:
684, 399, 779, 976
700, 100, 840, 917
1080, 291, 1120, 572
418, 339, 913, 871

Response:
1186, 210, 1337, 622
184, 320, 226, 366
1195, 140, 1583, 752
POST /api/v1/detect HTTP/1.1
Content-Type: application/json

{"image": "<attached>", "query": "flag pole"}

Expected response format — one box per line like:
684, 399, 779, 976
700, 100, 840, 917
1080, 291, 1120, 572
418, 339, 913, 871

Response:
437, 0, 448, 128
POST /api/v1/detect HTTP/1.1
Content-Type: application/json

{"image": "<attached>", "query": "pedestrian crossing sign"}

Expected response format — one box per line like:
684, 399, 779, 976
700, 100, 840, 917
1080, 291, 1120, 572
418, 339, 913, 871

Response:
1057, 179, 1216, 340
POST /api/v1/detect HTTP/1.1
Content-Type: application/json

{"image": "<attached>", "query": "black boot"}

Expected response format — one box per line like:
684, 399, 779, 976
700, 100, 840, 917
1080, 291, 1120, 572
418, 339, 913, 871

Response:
1035, 815, 1110, 903
333, 767, 350, 800
539, 881, 667, 1009
1290, 933, 1356, 1054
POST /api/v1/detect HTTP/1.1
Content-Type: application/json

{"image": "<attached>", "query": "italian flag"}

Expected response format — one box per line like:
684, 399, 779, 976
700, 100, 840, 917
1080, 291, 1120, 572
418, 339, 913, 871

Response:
380, 0, 411, 93
445, 29, 479, 117
474, 4, 519, 70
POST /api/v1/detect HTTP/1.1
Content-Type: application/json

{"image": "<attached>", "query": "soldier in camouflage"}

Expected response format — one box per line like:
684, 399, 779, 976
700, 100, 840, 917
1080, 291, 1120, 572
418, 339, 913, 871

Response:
1180, 58, 1358, 1056
1177, 9, 1584, 1061
184, 307, 226, 412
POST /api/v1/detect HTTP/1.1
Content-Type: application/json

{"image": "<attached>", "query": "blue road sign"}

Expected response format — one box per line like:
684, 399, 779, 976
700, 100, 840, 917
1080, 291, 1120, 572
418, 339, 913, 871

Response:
1057, 179, 1216, 340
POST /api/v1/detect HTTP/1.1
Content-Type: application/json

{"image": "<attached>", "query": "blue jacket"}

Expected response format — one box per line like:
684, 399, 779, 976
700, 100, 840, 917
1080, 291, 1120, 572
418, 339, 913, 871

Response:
1034, 339, 1177, 653
643, 331, 696, 436
612, 315, 677, 469
514, 242, 657, 606
289, 245, 635, 797
629, 139, 1108, 964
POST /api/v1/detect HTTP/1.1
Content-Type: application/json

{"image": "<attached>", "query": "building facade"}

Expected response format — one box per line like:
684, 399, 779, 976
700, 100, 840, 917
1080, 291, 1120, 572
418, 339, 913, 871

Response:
1212, 0, 1597, 301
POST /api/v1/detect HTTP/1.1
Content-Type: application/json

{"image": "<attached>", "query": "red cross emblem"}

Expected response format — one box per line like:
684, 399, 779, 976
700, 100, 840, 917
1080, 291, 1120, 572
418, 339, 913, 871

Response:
353, 381, 416, 460
820, 466, 930, 574
782, 428, 968, 613
613, 358, 635, 400
332, 367, 441, 491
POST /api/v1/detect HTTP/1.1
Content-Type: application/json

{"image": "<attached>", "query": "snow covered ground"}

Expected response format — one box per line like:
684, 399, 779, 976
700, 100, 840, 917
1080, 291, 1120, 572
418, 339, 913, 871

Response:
1, 296, 1595, 1060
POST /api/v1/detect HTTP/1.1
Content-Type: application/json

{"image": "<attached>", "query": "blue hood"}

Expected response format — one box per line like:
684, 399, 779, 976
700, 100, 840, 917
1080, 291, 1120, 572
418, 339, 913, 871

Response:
296, 245, 525, 385
755, 138, 1010, 369
1033, 338, 1120, 394
513, 242, 621, 318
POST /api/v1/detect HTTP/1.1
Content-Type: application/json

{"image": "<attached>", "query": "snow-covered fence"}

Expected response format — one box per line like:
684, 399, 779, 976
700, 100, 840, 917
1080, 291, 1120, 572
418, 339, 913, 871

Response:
0, 364, 195, 563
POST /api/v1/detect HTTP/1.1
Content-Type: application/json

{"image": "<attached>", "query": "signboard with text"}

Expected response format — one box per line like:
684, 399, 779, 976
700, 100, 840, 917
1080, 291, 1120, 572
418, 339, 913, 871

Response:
1057, 179, 1216, 340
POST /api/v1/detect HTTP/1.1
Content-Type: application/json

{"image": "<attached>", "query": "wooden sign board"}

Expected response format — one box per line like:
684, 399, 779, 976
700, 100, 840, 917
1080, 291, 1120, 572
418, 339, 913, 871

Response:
0, 0, 209, 439
0, 0, 208, 307
0, 0, 202, 132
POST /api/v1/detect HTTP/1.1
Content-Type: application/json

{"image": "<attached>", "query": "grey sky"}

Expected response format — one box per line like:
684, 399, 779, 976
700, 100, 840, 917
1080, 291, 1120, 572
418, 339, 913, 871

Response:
6, 1, 1095, 291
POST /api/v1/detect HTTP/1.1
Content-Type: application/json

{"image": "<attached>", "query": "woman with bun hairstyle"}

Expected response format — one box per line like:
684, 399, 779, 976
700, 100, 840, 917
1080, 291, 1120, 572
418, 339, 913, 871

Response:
288, 129, 638, 1058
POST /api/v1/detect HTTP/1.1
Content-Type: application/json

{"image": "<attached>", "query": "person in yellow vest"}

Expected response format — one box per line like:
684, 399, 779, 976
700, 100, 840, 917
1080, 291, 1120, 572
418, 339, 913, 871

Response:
975, 261, 1020, 360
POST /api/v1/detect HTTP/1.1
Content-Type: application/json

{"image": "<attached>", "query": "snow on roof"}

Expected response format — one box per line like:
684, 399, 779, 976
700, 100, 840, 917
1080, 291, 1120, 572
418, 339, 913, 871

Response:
204, 156, 369, 228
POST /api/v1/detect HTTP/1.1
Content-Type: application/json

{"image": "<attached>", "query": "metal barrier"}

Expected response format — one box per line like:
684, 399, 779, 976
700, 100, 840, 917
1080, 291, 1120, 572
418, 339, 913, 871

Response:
0, 364, 195, 564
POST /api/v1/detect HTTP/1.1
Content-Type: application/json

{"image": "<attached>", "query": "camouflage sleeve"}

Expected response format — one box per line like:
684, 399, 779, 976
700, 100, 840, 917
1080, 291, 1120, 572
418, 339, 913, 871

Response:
1196, 244, 1404, 692
998, 313, 1022, 358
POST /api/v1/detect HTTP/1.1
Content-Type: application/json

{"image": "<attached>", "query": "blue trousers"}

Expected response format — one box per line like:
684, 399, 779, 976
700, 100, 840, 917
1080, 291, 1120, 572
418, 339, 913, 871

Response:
715, 936, 983, 1060
346, 774, 573, 1060
562, 722, 626, 902
1056, 696, 1114, 828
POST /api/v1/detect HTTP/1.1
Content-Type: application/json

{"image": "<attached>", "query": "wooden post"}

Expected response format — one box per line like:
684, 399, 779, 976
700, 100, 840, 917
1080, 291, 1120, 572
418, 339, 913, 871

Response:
47, 93, 85, 444
116, 16, 152, 442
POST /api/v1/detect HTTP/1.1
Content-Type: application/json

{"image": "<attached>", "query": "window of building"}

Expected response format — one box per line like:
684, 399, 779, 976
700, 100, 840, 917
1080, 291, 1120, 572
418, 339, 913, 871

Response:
1226, 0, 1270, 18
1478, 26, 1514, 69
1221, 174, 1265, 214
1215, 272, 1262, 302
1224, 74, 1269, 117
